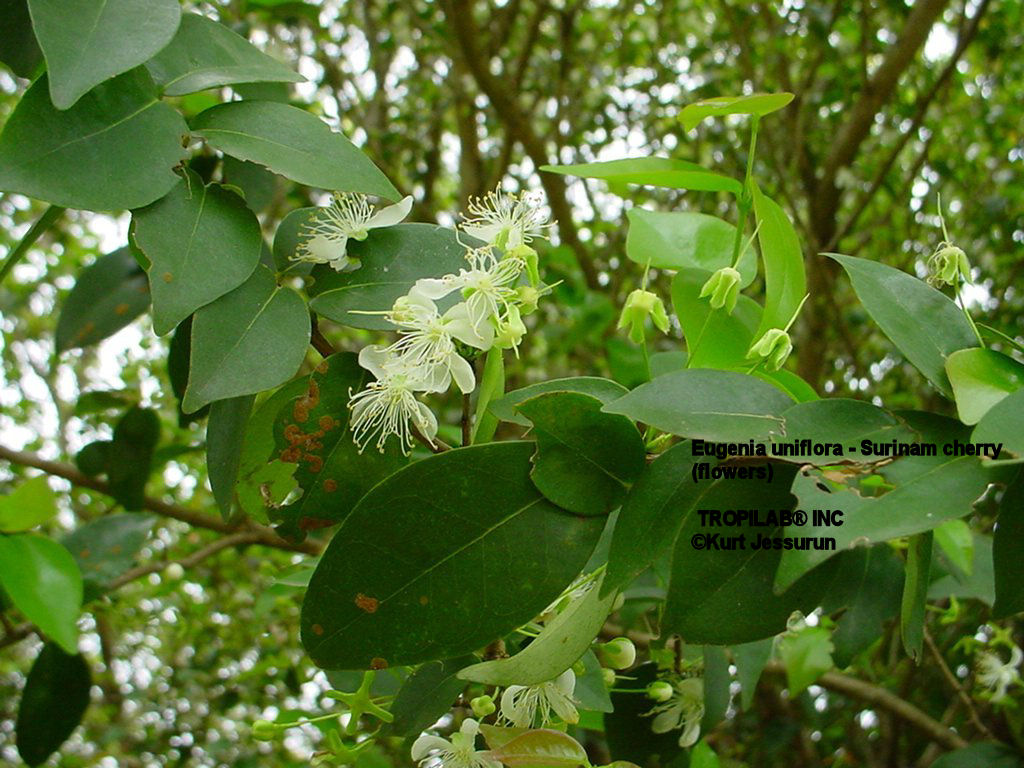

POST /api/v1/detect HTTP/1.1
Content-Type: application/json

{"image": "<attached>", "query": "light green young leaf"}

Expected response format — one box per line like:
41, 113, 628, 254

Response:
0, 476, 57, 533
946, 348, 1024, 425
542, 157, 742, 196
28, 0, 180, 109
751, 183, 806, 339
0, 534, 82, 653
972, 387, 1024, 459
146, 13, 304, 96
679, 92, 794, 131
626, 209, 755, 283
191, 101, 399, 200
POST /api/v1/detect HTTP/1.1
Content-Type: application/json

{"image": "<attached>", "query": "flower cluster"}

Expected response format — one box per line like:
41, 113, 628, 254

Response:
319, 187, 553, 455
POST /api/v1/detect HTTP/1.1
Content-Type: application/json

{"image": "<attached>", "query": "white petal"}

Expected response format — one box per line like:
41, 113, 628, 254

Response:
450, 354, 476, 394
411, 734, 451, 761
367, 195, 413, 229
650, 705, 684, 734
305, 233, 346, 263
413, 363, 451, 393
358, 345, 392, 379
415, 400, 438, 441
549, 691, 579, 724
414, 276, 462, 300
462, 222, 504, 245
444, 304, 494, 349
459, 718, 481, 738
553, 669, 576, 696
677, 718, 701, 748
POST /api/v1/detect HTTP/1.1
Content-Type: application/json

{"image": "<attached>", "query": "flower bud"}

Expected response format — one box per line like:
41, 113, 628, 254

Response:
252, 719, 280, 741
747, 328, 792, 371
646, 681, 674, 702
470, 695, 496, 718
494, 305, 527, 351
617, 289, 670, 344
508, 244, 541, 286
928, 245, 971, 287
164, 562, 185, 580
699, 267, 742, 314
599, 637, 637, 670
601, 668, 617, 688
517, 285, 541, 315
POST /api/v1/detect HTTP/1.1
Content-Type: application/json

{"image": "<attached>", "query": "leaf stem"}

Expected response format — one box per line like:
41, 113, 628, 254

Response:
0, 205, 65, 284
729, 116, 760, 269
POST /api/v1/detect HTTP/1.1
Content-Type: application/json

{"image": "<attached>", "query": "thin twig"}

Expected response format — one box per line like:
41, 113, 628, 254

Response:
923, 627, 993, 739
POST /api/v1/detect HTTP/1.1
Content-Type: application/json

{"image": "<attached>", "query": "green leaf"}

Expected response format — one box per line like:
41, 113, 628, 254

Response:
27, 0, 179, 108
0, 69, 187, 211
518, 392, 645, 516
946, 348, 1024, 425
753, 369, 820, 403
0, 0, 43, 78
731, 638, 773, 710
191, 100, 398, 199
930, 743, 1023, 768
973, 387, 1024, 459
751, 185, 806, 338
459, 574, 616, 686
993, 468, 1024, 618
471, 347, 505, 444
389, 655, 477, 737
146, 12, 303, 96
541, 157, 742, 196
271, 206, 316, 273
182, 265, 310, 413
605, 662, 682, 766
167, 316, 209, 426
0, 476, 57, 533
662, 467, 838, 645
900, 532, 932, 660
132, 170, 263, 335
828, 253, 978, 397
777, 626, 833, 695
773, 398, 917, 464
55, 247, 150, 352
301, 442, 604, 669
15, 643, 91, 767
689, 740, 722, 768
573, 649, 613, 713
488, 729, 589, 768
207, 395, 256, 517
62, 514, 154, 596
602, 369, 790, 442
827, 547, 903, 668
309, 223, 469, 329
701, 646, 730, 731
625, 209, 755, 283
679, 93, 794, 131
933, 519, 974, 577
271, 353, 407, 542
776, 457, 989, 591
107, 406, 161, 511
671, 269, 762, 370
0, 534, 82, 653
490, 377, 628, 427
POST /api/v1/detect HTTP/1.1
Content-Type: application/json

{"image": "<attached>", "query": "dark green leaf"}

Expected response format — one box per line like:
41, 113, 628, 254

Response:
182, 265, 309, 412
106, 406, 161, 510
679, 93, 794, 131
732, 638, 773, 710
701, 645, 730, 730
605, 662, 682, 766
626, 209, 754, 282
602, 369, 790, 442
0, 0, 42, 78
930, 743, 1022, 768
309, 223, 469, 329
146, 12, 303, 96
132, 170, 263, 335
518, 392, 645, 516
828, 253, 978, 397
207, 395, 256, 517
0, 534, 82, 653
573, 649, 613, 713
972, 387, 1024, 459
389, 655, 476, 737
55, 247, 150, 352
0, 69, 187, 211
15, 643, 91, 767
773, 398, 917, 464
0, 476, 57, 533
946, 348, 1024, 425
993, 468, 1024, 618
191, 100, 398, 199
62, 514, 154, 595
301, 442, 604, 669
900, 532, 932, 660
167, 316, 208, 426
827, 547, 903, 667
271, 353, 406, 541
490, 377, 628, 427
28, 0, 180, 109
751, 185, 806, 338
271, 206, 316, 272
542, 157, 742, 196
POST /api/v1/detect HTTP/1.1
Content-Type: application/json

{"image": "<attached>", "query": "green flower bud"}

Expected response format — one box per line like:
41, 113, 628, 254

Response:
252, 719, 280, 741
699, 267, 742, 314
599, 637, 637, 670
617, 289, 670, 344
927, 245, 971, 287
747, 328, 793, 371
517, 285, 541, 315
646, 681, 674, 702
601, 668, 617, 688
470, 694, 496, 718
508, 244, 541, 287
494, 305, 527, 351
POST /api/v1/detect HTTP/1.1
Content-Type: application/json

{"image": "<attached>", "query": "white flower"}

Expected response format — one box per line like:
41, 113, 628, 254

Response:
349, 347, 440, 454
499, 669, 579, 727
462, 188, 551, 251
412, 718, 501, 768
384, 294, 479, 394
415, 249, 524, 333
977, 646, 1023, 702
295, 192, 413, 271
647, 677, 704, 748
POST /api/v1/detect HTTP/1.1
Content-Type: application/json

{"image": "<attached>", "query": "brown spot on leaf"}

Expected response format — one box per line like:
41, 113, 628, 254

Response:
370, 657, 388, 670
419, 595, 429, 606
311, 624, 324, 636
316, 360, 329, 374
299, 516, 334, 531
319, 415, 335, 431
323, 479, 338, 493
355, 594, 379, 613
114, 302, 130, 316
162, 272, 173, 283
80, 548, 91, 559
